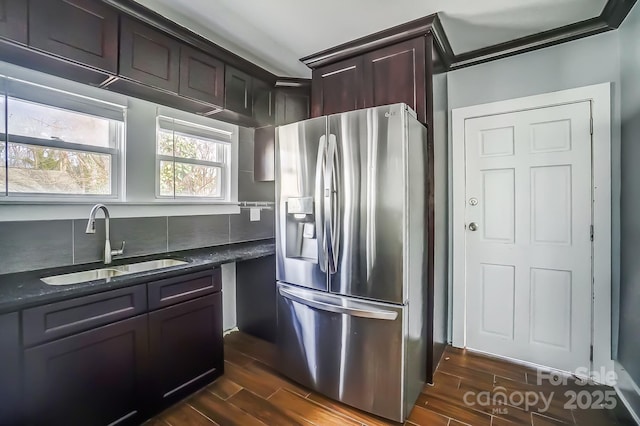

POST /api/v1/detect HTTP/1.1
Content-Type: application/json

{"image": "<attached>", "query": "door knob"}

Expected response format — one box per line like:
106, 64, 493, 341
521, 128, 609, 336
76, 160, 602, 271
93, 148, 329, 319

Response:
468, 222, 479, 232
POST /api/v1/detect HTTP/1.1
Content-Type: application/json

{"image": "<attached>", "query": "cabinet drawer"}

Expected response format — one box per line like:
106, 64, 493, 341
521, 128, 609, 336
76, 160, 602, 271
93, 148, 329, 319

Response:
23, 284, 147, 347
148, 269, 221, 310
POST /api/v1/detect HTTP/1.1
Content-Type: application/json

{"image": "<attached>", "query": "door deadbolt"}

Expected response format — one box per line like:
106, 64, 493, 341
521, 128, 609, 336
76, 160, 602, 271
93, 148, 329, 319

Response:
468, 222, 479, 232
469, 198, 478, 206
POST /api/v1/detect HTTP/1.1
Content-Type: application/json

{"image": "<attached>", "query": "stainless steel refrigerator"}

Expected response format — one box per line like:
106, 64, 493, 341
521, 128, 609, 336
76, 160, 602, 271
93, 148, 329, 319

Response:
275, 103, 428, 422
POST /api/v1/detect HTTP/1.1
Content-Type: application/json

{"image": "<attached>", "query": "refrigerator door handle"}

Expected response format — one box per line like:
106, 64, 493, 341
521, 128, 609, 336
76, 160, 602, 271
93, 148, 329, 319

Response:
279, 286, 398, 321
325, 134, 340, 274
315, 135, 327, 272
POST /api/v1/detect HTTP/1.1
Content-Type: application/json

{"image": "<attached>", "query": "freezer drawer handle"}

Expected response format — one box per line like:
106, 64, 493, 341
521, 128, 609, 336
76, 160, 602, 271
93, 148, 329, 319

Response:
279, 287, 398, 321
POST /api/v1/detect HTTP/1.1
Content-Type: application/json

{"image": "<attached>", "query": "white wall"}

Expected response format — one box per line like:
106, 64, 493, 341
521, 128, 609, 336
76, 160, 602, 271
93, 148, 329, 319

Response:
618, 2, 640, 386
446, 30, 623, 354
221, 263, 237, 331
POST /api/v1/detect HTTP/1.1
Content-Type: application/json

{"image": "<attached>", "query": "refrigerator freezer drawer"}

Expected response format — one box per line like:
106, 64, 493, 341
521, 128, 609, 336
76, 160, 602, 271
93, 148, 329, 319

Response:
276, 282, 406, 422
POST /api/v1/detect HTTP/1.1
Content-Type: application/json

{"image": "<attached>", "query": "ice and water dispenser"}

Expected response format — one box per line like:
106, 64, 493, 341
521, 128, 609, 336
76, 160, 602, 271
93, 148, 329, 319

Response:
284, 196, 318, 262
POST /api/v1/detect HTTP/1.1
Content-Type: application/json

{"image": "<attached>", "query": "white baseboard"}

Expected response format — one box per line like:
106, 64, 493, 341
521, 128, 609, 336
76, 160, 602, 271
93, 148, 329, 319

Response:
615, 362, 640, 425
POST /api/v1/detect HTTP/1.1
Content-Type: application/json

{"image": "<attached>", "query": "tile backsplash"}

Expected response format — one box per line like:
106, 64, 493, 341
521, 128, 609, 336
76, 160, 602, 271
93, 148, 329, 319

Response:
0, 127, 276, 275
0, 220, 73, 273
0, 211, 275, 275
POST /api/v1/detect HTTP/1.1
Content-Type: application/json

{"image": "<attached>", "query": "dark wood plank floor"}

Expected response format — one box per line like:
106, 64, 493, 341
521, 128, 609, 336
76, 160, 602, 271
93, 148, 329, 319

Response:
147, 331, 636, 426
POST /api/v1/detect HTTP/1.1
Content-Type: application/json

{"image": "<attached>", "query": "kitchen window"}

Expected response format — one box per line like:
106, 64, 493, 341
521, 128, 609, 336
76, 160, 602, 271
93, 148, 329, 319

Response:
156, 117, 232, 200
0, 78, 125, 198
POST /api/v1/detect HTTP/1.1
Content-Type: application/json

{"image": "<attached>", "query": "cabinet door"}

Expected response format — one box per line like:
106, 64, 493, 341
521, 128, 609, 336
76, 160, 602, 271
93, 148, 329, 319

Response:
275, 87, 310, 126
311, 56, 364, 117
225, 66, 253, 116
0, 0, 26, 44
29, 0, 118, 73
253, 79, 275, 125
24, 315, 148, 426
362, 37, 427, 123
0, 312, 21, 425
148, 293, 223, 407
120, 17, 181, 92
179, 46, 225, 107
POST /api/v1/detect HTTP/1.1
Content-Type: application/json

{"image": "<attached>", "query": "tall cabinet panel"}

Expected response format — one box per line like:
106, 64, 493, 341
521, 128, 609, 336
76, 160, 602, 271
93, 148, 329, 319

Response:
0, 0, 26, 44
29, 0, 119, 73
362, 37, 427, 123
236, 255, 277, 342
311, 56, 364, 117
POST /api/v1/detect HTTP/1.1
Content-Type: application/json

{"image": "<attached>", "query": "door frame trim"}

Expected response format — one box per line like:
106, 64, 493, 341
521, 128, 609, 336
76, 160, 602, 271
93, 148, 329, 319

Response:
451, 83, 613, 378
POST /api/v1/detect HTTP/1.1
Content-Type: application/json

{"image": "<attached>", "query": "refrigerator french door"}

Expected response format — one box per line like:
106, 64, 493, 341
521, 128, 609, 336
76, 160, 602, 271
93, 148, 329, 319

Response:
275, 103, 428, 422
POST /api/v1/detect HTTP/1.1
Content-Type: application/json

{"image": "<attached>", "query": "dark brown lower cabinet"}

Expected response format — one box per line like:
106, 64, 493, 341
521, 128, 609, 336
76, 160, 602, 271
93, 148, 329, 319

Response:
148, 293, 223, 409
0, 312, 21, 425
23, 315, 149, 426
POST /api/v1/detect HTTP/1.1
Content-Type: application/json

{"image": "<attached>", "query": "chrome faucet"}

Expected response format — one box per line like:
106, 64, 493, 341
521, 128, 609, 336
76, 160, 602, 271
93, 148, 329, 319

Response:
85, 204, 125, 265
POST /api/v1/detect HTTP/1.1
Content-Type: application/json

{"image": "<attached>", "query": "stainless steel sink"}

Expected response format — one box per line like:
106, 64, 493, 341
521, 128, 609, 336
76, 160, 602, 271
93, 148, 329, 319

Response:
42, 269, 126, 286
115, 259, 188, 274
41, 259, 189, 285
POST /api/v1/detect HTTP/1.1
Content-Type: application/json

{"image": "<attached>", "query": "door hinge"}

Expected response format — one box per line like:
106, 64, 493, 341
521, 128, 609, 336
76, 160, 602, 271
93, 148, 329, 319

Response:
590, 345, 594, 361
590, 225, 594, 241
590, 118, 594, 135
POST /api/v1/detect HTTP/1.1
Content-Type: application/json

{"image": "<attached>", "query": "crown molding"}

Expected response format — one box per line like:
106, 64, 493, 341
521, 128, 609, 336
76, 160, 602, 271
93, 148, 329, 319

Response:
300, 0, 637, 73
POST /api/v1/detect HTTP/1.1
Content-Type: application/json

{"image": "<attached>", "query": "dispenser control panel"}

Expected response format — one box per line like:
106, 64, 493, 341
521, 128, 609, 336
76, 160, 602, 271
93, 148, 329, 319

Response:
287, 197, 313, 215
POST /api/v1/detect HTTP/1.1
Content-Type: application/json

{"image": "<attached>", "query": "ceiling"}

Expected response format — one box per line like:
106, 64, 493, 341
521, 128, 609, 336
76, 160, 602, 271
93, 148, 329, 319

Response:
134, 0, 608, 78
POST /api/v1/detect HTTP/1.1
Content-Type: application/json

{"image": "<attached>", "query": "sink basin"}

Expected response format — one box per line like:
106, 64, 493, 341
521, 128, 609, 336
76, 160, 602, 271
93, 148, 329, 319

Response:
115, 259, 188, 274
42, 269, 126, 286
41, 259, 189, 285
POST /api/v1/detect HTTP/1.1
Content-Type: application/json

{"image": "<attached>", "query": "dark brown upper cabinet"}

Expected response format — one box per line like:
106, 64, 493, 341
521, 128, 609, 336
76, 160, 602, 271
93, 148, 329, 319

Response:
29, 0, 118, 73
308, 35, 432, 124
253, 78, 275, 125
179, 46, 225, 107
0, 0, 27, 44
276, 87, 310, 126
362, 37, 427, 123
311, 56, 364, 117
225, 66, 253, 116
120, 17, 181, 93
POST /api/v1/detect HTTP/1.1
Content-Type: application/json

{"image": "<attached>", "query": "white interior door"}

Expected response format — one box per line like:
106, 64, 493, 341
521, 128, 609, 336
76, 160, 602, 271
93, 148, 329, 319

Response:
464, 101, 592, 373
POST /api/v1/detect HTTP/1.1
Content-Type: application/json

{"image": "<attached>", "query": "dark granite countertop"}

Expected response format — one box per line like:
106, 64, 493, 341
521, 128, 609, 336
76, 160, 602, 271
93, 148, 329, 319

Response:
0, 239, 275, 314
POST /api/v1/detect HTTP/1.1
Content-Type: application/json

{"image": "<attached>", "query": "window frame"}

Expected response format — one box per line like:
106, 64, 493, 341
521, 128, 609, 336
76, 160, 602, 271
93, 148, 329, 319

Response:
155, 116, 233, 202
0, 77, 126, 201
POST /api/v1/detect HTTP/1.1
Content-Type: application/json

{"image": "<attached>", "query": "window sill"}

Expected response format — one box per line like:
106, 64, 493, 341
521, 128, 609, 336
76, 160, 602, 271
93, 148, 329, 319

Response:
0, 201, 241, 221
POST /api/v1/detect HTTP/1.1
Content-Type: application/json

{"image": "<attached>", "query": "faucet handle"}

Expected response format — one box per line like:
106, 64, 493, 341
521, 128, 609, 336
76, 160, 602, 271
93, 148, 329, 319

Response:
112, 241, 125, 256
